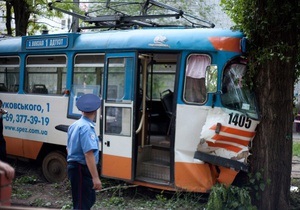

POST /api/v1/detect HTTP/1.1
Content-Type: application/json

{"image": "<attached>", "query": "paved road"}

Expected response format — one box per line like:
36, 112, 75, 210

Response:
254, 133, 300, 178
292, 156, 300, 178
292, 133, 300, 178
294, 132, 300, 141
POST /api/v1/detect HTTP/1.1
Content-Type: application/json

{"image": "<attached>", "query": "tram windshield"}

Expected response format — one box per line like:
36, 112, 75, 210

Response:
221, 63, 259, 120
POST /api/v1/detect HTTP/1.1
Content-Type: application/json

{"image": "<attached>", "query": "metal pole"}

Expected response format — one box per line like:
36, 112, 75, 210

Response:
71, 0, 79, 32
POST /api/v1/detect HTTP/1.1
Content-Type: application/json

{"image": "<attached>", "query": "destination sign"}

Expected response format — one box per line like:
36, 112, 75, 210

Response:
25, 36, 68, 49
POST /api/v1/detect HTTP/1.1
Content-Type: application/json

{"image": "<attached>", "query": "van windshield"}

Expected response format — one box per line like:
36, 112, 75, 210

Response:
221, 63, 259, 120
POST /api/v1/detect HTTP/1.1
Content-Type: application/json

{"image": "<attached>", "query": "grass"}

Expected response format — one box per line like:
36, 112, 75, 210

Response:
12, 175, 37, 199
12, 188, 32, 199
93, 188, 207, 210
293, 142, 300, 156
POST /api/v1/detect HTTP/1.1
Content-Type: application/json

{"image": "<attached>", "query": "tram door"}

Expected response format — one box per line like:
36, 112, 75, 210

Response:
101, 52, 136, 180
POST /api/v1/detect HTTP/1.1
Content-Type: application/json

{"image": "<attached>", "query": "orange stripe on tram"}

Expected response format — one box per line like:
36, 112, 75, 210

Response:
6, 136, 43, 160
102, 154, 132, 180
174, 162, 215, 192
211, 134, 250, 146
209, 37, 242, 53
210, 124, 256, 138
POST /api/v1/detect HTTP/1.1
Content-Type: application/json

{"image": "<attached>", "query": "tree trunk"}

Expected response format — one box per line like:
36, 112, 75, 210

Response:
10, 0, 30, 36
250, 0, 297, 209
5, 0, 12, 35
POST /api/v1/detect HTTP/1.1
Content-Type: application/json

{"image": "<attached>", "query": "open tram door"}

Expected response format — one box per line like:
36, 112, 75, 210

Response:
101, 52, 136, 181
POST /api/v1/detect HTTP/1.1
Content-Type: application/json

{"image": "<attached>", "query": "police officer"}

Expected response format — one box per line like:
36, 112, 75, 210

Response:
0, 100, 7, 161
67, 93, 102, 210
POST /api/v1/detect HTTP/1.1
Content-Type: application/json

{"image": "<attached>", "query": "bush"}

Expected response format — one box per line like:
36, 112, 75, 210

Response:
206, 183, 257, 210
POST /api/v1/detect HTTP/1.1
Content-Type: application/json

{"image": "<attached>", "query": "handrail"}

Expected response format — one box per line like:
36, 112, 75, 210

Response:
135, 55, 150, 148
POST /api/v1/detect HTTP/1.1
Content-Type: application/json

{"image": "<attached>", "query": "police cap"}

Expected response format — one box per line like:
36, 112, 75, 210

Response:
76, 93, 101, 112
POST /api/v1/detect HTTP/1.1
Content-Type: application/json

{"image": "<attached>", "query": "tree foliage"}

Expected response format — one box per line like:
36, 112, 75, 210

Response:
221, 0, 299, 81
1, 0, 76, 36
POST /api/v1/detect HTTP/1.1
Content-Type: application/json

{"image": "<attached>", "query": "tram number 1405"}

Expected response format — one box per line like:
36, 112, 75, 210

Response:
228, 113, 252, 129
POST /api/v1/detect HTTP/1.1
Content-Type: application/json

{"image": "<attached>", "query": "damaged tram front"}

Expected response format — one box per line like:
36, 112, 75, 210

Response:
194, 57, 260, 190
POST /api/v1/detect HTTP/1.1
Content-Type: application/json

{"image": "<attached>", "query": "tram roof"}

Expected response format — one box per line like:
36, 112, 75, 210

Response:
0, 37, 22, 53
0, 28, 244, 54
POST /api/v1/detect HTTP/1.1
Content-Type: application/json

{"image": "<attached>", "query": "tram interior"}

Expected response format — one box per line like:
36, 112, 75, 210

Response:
135, 53, 178, 185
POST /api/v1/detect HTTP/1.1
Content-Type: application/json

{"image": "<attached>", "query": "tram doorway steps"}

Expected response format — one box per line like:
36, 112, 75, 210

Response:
140, 159, 170, 181
136, 145, 170, 183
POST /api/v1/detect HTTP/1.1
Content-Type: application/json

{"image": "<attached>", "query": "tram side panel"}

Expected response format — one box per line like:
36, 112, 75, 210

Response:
2, 93, 78, 181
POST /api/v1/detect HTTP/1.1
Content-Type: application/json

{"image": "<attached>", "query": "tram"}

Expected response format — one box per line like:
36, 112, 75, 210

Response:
0, 0, 260, 192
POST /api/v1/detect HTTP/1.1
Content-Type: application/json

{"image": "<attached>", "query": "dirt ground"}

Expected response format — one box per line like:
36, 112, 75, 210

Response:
6, 154, 300, 209
9, 158, 71, 209
9, 158, 207, 210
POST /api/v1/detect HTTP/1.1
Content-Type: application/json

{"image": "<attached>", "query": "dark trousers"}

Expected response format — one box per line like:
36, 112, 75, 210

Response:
0, 119, 6, 161
68, 162, 96, 210
0, 137, 6, 161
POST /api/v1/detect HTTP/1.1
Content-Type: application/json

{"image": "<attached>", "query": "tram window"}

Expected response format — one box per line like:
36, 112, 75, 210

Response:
74, 54, 104, 96
221, 61, 259, 119
147, 64, 176, 99
221, 63, 247, 109
75, 54, 104, 65
107, 58, 126, 101
0, 56, 20, 93
25, 55, 67, 95
74, 67, 98, 85
184, 54, 211, 103
105, 106, 131, 136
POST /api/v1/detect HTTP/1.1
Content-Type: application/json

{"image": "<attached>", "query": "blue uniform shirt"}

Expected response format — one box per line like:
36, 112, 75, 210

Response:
67, 116, 99, 165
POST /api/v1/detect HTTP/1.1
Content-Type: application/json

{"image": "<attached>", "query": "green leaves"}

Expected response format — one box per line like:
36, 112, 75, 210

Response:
221, 0, 299, 79
206, 183, 257, 210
